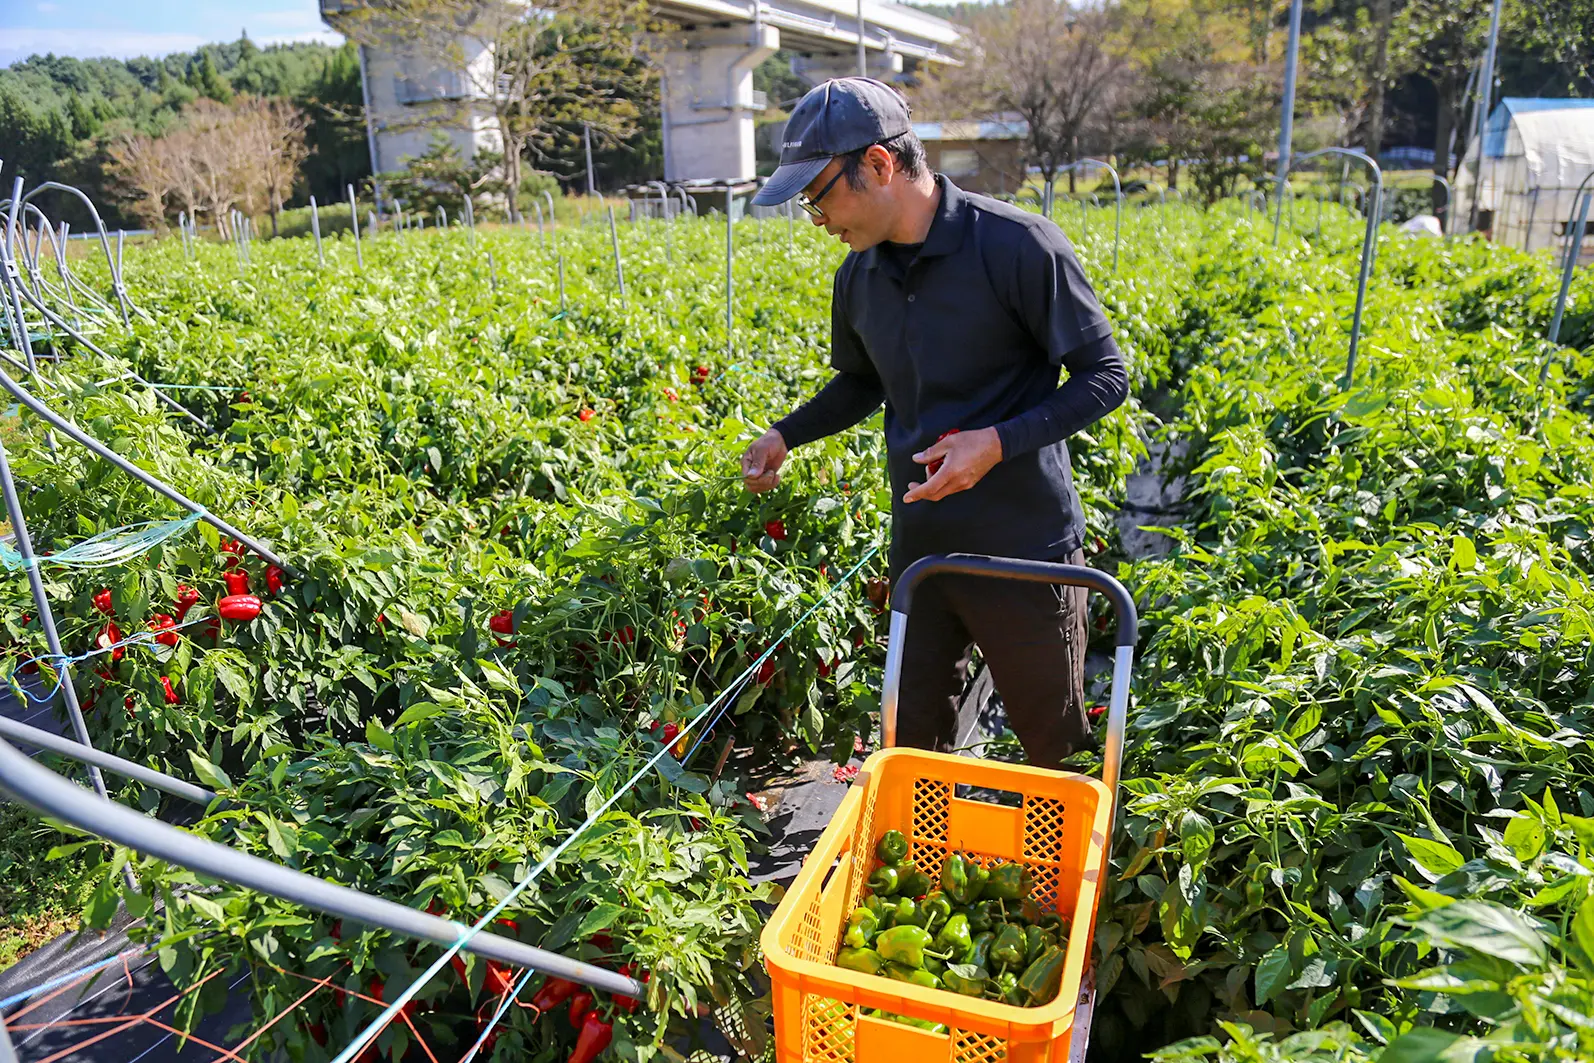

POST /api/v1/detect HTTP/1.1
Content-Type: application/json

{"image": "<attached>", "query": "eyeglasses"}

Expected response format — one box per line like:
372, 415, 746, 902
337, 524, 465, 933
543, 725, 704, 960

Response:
797, 166, 848, 219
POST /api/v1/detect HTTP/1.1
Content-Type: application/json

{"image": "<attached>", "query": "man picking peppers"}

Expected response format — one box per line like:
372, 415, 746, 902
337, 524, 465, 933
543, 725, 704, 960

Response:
740, 78, 1127, 768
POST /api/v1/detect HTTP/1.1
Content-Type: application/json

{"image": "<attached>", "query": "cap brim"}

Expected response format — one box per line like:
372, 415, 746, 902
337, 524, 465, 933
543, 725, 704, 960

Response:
753, 157, 830, 205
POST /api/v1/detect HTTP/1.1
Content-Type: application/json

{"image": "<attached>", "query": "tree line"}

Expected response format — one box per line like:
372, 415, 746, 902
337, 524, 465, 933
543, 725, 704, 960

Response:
911, 0, 1594, 203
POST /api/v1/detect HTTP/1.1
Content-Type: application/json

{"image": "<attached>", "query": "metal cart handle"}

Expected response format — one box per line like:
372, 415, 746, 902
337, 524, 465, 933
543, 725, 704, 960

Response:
880, 553, 1138, 797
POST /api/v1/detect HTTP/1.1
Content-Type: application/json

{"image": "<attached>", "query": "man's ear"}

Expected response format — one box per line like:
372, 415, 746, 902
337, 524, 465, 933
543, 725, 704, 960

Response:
866, 144, 895, 185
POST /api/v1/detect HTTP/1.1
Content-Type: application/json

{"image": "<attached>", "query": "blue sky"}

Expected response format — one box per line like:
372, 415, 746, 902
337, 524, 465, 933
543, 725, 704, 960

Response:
0, 0, 344, 68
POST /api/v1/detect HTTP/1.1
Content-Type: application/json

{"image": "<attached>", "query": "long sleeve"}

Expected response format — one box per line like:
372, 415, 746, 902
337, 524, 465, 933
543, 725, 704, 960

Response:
773, 370, 886, 449
992, 333, 1128, 461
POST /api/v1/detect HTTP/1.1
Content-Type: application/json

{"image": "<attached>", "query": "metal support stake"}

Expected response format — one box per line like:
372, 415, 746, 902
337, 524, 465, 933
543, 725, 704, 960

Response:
607, 205, 625, 306
3, 181, 40, 375
725, 187, 734, 359
557, 253, 567, 312
544, 191, 557, 238
1469, 0, 1504, 233
0, 430, 113, 810
534, 202, 546, 250
486, 251, 498, 293
310, 196, 324, 267
1524, 187, 1540, 251
857, 0, 867, 76
348, 184, 363, 270
584, 124, 597, 196
1272, 0, 1304, 246
1545, 190, 1591, 369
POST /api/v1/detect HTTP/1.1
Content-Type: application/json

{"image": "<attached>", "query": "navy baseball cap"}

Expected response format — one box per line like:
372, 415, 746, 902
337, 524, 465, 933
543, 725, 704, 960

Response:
753, 77, 913, 206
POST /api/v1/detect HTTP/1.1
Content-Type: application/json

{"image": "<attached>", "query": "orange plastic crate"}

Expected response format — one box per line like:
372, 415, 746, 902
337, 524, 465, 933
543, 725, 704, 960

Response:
760, 747, 1111, 1063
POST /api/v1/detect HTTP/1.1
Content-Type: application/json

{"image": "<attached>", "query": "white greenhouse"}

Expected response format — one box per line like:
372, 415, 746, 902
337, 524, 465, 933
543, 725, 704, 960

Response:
1454, 97, 1594, 258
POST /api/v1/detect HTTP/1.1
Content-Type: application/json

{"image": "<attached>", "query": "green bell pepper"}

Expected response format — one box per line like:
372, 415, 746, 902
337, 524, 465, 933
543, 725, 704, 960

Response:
868, 865, 901, 897
941, 963, 988, 997
898, 863, 934, 899
836, 947, 885, 976
891, 896, 924, 928
1015, 945, 1067, 1007
921, 952, 946, 976
873, 1012, 948, 1034
884, 962, 941, 990
876, 830, 909, 864
844, 907, 879, 949
990, 971, 1019, 1003
991, 923, 1027, 969
876, 924, 937, 968
935, 913, 972, 956
964, 931, 995, 970
966, 900, 996, 933
1024, 925, 1056, 965
984, 862, 1033, 902
1036, 911, 1066, 933
1019, 898, 1043, 925
862, 894, 886, 919
939, 852, 973, 904
920, 891, 953, 935
966, 859, 990, 903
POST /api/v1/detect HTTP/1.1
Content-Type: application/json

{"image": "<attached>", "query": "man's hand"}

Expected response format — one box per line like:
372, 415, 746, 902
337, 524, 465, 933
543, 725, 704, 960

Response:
903, 427, 1003, 503
741, 428, 789, 493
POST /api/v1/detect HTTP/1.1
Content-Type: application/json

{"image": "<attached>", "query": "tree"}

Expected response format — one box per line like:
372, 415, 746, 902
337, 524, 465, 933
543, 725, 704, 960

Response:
914, 0, 1140, 190
187, 50, 233, 103
1389, 0, 1494, 217
332, 0, 653, 214
298, 44, 372, 204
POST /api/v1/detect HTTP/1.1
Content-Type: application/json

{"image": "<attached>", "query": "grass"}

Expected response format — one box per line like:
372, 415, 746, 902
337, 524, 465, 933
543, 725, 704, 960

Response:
0, 801, 98, 969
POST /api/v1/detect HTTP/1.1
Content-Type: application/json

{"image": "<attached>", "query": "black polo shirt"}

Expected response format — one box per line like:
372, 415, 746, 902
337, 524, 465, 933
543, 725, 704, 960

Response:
777, 176, 1123, 576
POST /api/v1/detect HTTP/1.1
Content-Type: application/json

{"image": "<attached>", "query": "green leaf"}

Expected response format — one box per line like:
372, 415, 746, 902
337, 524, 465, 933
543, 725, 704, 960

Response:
1396, 833, 1465, 881
365, 717, 395, 752
1570, 894, 1594, 971
1450, 535, 1476, 570
187, 751, 232, 791
1179, 810, 1214, 865
1412, 900, 1549, 967
1503, 815, 1546, 864
1253, 945, 1291, 1006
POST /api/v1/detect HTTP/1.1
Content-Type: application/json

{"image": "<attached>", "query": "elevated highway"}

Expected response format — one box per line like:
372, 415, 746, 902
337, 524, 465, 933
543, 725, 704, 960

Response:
321, 0, 958, 185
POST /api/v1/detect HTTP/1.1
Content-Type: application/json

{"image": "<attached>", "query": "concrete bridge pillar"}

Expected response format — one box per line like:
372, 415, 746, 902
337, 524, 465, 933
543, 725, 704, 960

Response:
656, 24, 780, 182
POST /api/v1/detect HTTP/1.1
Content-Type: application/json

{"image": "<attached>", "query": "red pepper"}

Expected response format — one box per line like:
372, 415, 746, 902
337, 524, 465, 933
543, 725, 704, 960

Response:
567, 990, 594, 1027
484, 960, 516, 996
606, 626, 634, 648
149, 613, 178, 647
664, 387, 679, 402
489, 609, 517, 647
236, 390, 251, 404
92, 588, 113, 615
764, 519, 786, 541
218, 594, 262, 621
474, 1003, 499, 1054
221, 539, 246, 569
202, 616, 221, 640
265, 565, 285, 596
817, 654, 833, 678
224, 570, 251, 595
1088, 704, 1106, 721
926, 428, 961, 477
578, 408, 595, 422
613, 963, 648, 1013
124, 694, 135, 714
99, 621, 125, 663
307, 1022, 328, 1046
330, 920, 343, 940
174, 584, 201, 621
692, 365, 710, 384
160, 677, 179, 705
529, 976, 579, 1013
569, 1011, 613, 1063
756, 657, 777, 684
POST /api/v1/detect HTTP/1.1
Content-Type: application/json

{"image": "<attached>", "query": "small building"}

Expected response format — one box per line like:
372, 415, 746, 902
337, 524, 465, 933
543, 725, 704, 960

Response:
911, 117, 1030, 197
1454, 97, 1594, 256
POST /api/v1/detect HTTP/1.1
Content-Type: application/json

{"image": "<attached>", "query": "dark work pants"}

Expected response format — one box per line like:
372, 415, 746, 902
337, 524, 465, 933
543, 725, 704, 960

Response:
896, 548, 1089, 770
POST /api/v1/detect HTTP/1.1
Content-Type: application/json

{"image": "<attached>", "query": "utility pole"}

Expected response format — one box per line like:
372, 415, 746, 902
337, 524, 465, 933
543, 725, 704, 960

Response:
584, 123, 597, 196
1272, 0, 1304, 245
857, 0, 867, 77
1468, 0, 1504, 233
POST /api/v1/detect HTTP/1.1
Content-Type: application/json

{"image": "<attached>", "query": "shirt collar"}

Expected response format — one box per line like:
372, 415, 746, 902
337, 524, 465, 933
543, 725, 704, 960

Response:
859, 174, 967, 270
